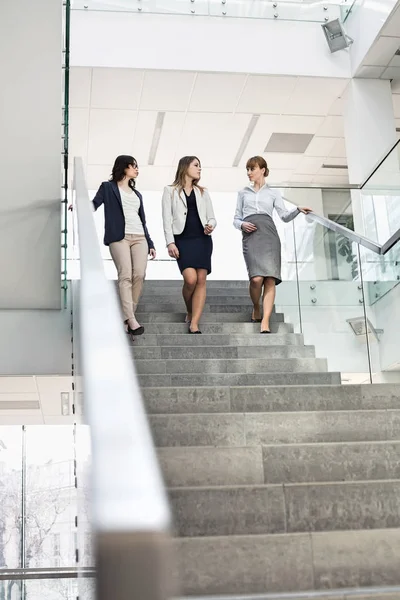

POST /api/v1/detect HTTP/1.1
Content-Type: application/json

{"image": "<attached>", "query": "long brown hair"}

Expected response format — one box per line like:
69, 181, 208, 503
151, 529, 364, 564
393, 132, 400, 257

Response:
171, 156, 205, 194
246, 155, 269, 178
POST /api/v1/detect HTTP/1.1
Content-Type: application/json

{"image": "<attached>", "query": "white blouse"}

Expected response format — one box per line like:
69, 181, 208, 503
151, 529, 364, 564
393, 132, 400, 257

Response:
233, 184, 300, 230
119, 188, 145, 235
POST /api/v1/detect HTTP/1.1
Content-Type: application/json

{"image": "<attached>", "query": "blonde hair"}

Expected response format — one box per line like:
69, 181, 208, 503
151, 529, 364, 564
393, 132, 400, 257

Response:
246, 155, 269, 177
171, 156, 205, 194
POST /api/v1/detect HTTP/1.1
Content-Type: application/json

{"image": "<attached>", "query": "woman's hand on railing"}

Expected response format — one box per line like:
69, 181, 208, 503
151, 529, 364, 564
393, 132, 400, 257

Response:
167, 243, 180, 259
299, 207, 313, 214
149, 248, 156, 260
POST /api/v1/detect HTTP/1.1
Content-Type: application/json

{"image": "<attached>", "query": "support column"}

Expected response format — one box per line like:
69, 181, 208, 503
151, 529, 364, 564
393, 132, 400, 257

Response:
343, 79, 398, 236
0, 0, 62, 308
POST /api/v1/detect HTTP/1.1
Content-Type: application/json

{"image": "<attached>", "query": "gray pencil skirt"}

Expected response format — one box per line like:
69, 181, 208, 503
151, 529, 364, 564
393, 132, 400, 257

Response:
242, 213, 282, 285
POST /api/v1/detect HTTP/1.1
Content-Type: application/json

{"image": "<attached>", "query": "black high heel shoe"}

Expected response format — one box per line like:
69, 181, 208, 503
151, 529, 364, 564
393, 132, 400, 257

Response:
125, 320, 144, 336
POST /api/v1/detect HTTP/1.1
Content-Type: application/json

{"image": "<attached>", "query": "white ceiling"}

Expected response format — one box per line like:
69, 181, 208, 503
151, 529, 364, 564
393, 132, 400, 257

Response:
357, 3, 400, 80
69, 67, 400, 192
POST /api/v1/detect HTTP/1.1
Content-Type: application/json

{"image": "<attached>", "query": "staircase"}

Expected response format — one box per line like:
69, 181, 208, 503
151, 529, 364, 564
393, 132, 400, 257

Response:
134, 280, 400, 599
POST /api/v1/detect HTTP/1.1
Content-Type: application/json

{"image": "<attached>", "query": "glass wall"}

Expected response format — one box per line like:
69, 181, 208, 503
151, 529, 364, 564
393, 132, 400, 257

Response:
0, 426, 93, 600
71, 0, 344, 23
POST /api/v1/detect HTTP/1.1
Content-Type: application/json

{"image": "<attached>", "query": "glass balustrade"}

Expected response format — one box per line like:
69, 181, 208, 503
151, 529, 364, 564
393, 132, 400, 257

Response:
70, 0, 346, 23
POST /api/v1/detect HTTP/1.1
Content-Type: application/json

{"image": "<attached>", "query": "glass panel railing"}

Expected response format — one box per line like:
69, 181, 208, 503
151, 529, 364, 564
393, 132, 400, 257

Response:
290, 214, 374, 384
359, 139, 400, 244
71, 0, 345, 23
61, 0, 71, 309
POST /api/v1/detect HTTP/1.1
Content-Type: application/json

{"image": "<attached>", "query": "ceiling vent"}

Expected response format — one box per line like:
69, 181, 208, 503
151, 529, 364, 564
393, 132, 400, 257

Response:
264, 133, 314, 154
322, 164, 348, 170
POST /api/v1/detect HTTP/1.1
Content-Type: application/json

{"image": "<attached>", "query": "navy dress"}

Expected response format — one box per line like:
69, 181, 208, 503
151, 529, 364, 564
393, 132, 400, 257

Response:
174, 190, 213, 274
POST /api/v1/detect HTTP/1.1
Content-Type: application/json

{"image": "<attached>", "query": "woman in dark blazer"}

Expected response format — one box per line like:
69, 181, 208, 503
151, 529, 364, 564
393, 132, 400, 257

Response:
92, 155, 156, 335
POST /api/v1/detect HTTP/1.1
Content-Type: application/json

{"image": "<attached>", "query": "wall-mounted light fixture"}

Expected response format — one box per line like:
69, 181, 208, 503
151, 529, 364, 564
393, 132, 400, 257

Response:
346, 317, 383, 342
322, 18, 353, 53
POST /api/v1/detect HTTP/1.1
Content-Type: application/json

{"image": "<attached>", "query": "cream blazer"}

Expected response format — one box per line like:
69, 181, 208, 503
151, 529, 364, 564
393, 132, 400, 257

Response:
162, 185, 217, 246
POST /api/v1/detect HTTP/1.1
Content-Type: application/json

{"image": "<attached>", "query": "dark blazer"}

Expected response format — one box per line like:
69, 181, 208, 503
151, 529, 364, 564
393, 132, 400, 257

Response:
92, 181, 155, 250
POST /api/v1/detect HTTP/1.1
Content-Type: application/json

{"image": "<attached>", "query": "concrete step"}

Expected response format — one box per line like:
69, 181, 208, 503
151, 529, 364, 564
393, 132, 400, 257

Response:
139, 295, 267, 304
142, 384, 399, 414
136, 304, 283, 314
134, 357, 326, 375
136, 313, 287, 323
158, 441, 400, 487
143, 280, 249, 289
132, 345, 316, 360
149, 410, 400, 447
169, 480, 400, 537
177, 590, 400, 600
139, 372, 341, 387
173, 529, 400, 596
131, 333, 305, 347
134, 322, 294, 332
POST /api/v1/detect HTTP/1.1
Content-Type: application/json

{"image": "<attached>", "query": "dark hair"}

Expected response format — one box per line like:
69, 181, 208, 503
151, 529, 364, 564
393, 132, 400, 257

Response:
171, 156, 204, 194
246, 155, 269, 178
110, 155, 138, 189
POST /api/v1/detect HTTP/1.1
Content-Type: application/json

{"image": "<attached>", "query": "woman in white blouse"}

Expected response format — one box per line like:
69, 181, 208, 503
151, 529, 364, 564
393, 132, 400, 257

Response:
234, 156, 311, 334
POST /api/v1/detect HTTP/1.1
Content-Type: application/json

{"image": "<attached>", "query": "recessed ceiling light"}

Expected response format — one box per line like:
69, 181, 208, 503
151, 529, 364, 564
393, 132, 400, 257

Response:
265, 133, 314, 154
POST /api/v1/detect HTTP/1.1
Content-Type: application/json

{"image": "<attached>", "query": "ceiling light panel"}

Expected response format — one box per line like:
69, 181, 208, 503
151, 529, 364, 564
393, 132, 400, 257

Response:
189, 73, 246, 113
265, 133, 314, 154
91, 67, 144, 110
148, 112, 165, 166
232, 114, 260, 167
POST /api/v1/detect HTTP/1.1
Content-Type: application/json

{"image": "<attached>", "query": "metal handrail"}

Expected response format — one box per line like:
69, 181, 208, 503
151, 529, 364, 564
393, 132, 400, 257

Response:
0, 568, 95, 581
73, 157, 172, 600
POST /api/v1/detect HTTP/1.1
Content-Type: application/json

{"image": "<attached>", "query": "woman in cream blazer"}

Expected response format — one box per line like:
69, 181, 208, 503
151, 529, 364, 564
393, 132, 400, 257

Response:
162, 156, 217, 334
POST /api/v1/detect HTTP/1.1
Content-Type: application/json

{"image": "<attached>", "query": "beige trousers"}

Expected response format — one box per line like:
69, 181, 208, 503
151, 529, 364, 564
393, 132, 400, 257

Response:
109, 234, 148, 320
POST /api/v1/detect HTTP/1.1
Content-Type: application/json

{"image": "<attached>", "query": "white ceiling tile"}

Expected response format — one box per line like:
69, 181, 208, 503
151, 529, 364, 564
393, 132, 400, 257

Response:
140, 70, 195, 111
236, 75, 297, 113
363, 36, 400, 67
283, 77, 349, 117
317, 166, 348, 177
69, 108, 89, 162
274, 115, 325, 135
189, 73, 246, 112
295, 157, 324, 175
176, 112, 251, 167
312, 174, 349, 185
69, 67, 91, 108
0, 377, 36, 393
356, 66, 386, 78
393, 94, 400, 118
0, 416, 44, 425
316, 116, 344, 138
305, 137, 336, 157
91, 68, 144, 110
329, 138, 347, 158
389, 55, 400, 68
265, 153, 303, 170
289, 174, 313, 183
155, 112, 187, 166
381, 6, 400, 37
87, 109, 137, 165
267, 170, 293, 184
132, 111, 158, 166
328, 96, 346, 116
382, 66, 400, 80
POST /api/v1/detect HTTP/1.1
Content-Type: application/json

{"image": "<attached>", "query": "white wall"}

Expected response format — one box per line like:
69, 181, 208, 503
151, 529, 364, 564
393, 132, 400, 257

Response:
70, 11, 351, 78
0, 0, 63, 309
0, 309, 71, 376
